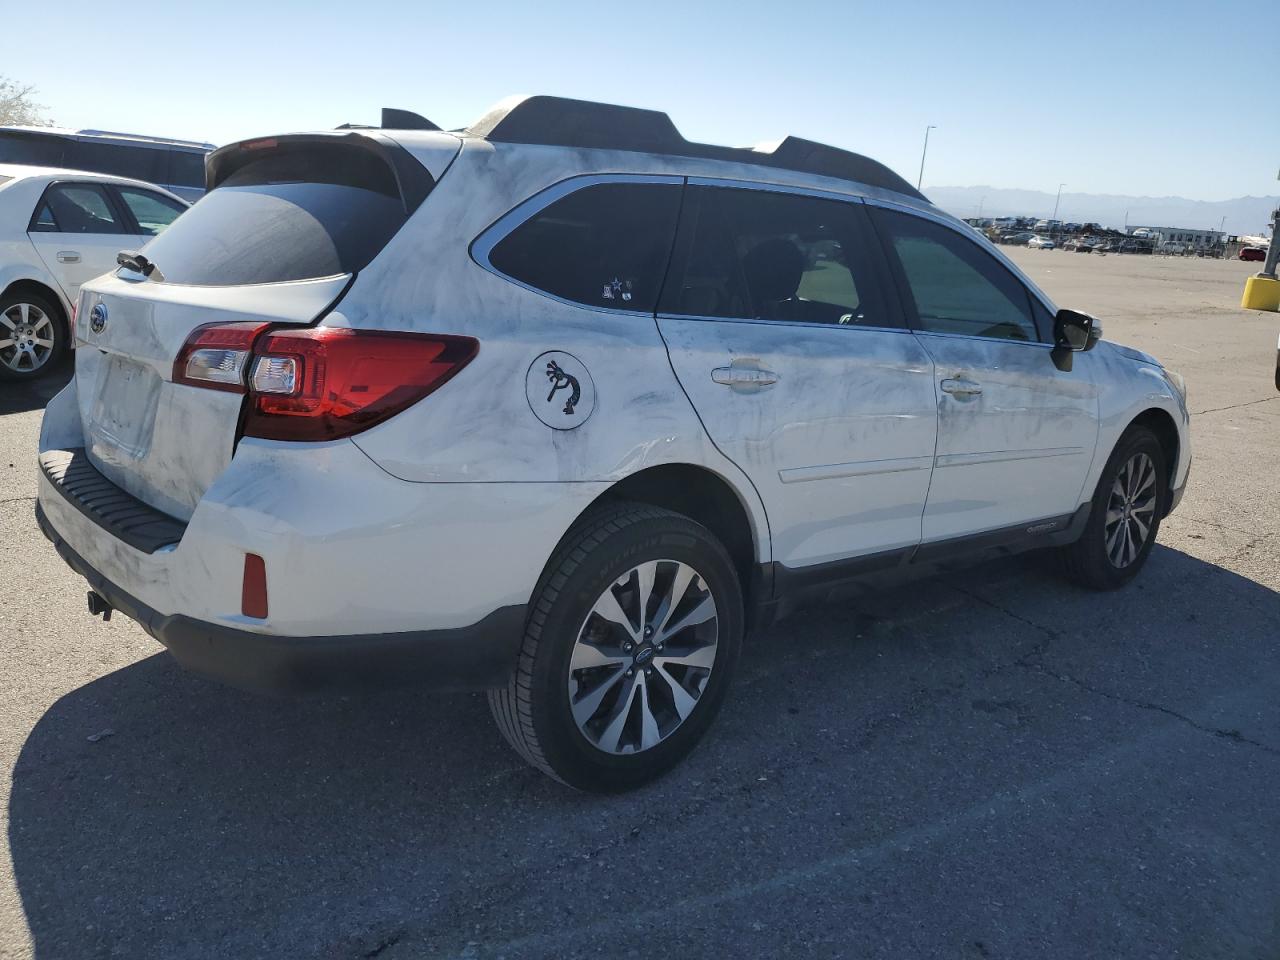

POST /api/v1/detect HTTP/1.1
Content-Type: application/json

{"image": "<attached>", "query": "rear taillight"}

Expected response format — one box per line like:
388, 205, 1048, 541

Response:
172, 324, 477, 440
242, 327, 478, 442
173, 322, 271, 393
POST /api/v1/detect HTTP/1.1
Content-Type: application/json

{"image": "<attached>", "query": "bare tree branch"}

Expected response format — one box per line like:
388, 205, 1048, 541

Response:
0, 76, 53, 126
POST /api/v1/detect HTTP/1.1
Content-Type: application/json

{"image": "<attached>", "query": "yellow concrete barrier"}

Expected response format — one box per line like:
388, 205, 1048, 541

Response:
1242, 275, 1280, 312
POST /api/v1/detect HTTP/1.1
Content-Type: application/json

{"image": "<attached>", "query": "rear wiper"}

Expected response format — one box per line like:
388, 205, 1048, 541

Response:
116, 250, 161, 279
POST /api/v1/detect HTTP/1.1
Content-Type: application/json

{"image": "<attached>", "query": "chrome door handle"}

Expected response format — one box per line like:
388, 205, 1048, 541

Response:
940, 377, 982, 396
712, 366, 779, 387
56, 251, 80, 263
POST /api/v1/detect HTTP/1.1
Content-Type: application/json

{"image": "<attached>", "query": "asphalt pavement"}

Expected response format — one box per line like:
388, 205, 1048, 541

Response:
2, 250, 1278, 959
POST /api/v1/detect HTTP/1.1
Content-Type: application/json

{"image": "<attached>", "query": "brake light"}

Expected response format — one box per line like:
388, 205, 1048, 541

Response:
173, 322, 271, 393
242, 328, 478, 442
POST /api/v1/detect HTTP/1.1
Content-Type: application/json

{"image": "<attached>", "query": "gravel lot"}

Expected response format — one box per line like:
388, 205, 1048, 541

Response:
2, 250, 1278, 959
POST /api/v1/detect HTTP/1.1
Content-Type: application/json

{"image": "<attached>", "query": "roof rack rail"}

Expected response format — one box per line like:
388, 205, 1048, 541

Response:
465, 95, 925, 202
338, 108, 441, 132
74, 129, 215, 149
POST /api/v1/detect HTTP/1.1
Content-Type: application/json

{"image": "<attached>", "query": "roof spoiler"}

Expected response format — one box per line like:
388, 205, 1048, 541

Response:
205, 132, 436, 213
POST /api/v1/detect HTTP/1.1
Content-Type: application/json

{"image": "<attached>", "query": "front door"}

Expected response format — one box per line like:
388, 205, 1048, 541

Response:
869, 205, 1099, 542
27, 181, 135, 304
657, 182, 937, 571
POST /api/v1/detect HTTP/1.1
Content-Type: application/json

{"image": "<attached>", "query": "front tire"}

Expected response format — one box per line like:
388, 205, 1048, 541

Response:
1061, 425, 1168, 590
0, 292, 67, 380
489, 502, 743, 792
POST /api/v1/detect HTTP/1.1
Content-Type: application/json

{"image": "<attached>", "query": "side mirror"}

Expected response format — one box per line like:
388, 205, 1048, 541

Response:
1054, 308, 1097, 352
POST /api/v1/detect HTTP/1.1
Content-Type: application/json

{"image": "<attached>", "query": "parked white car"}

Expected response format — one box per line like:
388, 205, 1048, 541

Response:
0, 164, 188, 378
1028, 235, 1056, 249
36, 97, 1191, 791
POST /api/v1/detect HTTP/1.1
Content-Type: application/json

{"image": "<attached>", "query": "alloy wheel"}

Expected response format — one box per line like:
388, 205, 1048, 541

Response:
1104, 451, 1158, 568
0, 302, 57, 373
568, 559, 719, 755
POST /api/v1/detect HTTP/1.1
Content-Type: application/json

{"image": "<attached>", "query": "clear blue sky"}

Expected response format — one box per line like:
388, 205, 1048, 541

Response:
8, 0, 1277, 200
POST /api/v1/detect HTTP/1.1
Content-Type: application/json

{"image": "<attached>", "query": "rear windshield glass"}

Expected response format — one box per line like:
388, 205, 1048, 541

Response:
136, 145, 415, 285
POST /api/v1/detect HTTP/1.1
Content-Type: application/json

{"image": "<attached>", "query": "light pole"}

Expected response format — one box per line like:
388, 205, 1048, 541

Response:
917, 125, 936, 191
1052, 183, 1066, 221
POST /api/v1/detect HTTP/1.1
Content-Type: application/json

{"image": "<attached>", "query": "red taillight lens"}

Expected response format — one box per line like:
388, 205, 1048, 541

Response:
173, 322, 272, 393
241, 328, 478, 442
242, 553, 268, 619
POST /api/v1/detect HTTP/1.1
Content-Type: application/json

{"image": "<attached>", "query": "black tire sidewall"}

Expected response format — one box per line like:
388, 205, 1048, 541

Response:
528, 514, 743, 792
1076, 426, 1168, 587
0, 292, 68, 380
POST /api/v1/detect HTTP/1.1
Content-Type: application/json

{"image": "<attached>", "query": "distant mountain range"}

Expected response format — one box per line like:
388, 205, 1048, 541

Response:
926, 185, 1278, 237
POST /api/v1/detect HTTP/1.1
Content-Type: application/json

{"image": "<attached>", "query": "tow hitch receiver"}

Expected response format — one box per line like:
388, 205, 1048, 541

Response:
87, 591, 113, 622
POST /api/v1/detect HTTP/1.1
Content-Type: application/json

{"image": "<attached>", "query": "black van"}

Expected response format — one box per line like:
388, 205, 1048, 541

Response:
0, 127, 213, 202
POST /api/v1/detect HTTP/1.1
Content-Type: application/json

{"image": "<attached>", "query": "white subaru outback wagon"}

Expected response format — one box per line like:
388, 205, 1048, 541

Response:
36, 96, 1190, 791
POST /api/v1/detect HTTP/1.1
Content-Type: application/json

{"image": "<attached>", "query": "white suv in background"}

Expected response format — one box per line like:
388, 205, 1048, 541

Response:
0, 165, 188, 378
35, 97, 1191, 791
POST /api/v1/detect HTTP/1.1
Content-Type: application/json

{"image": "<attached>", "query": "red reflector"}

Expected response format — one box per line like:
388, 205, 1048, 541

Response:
243, 138, 278, 151
242, 328, 478, 442
173, 322, 272, 393
242, 553, 268, 619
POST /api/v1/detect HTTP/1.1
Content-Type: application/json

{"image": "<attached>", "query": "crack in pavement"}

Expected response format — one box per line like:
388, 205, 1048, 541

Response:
0, 495, 35, 505
949, 584, 1058, 671
949, 585, 1280, 758
1193, 395, 1280, 416
1018, 661, 1280, 757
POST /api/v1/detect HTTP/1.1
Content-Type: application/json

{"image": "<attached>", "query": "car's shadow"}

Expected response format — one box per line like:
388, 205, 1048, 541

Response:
9, 544, 1280, 958
0, 361, 71, 416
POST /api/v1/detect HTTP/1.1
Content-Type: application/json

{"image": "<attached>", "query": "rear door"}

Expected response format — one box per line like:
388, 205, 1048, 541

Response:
868, 204, 1098, 543
27, 182, 136, 301
657, 182, 937, 572
70, 134, 450, 519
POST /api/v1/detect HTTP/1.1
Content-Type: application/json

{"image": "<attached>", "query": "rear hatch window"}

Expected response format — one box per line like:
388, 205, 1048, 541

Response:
137, 135, 433, 286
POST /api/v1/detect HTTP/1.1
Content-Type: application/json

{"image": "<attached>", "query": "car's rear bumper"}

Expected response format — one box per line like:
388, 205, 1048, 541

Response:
37, 501, 526, 693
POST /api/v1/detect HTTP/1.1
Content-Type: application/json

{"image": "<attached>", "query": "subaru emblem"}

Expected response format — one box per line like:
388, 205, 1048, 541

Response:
89, 303, 107, 334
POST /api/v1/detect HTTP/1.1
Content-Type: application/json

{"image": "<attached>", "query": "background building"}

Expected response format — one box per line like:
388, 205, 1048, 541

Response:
1129, 225, 1223, 251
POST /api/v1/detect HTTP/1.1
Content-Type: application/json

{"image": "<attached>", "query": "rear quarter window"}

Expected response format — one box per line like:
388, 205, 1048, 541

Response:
486, 181, 682, 313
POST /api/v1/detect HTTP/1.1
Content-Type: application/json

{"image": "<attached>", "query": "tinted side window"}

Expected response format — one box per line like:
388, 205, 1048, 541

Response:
488, 181, 682, 312
0, 131, 66, 166
116, 187, 187, 236
168, 150, 207, 188
659, 186, 893, 327
872, 209, 1039, 342
40, 184, 124, 234
67, 141, 166, 183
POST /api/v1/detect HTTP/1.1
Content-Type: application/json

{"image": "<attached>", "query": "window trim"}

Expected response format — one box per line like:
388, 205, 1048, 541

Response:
470, 173, 686, 317
26, 180, 131, 236
864, 196, 1059, 346
656, 178, 909, 334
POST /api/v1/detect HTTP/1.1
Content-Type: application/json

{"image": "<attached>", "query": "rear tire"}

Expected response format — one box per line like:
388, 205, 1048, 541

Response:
489, 502, 743, 792
0, 291, 68, 380
1061, 425, 1168, 590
